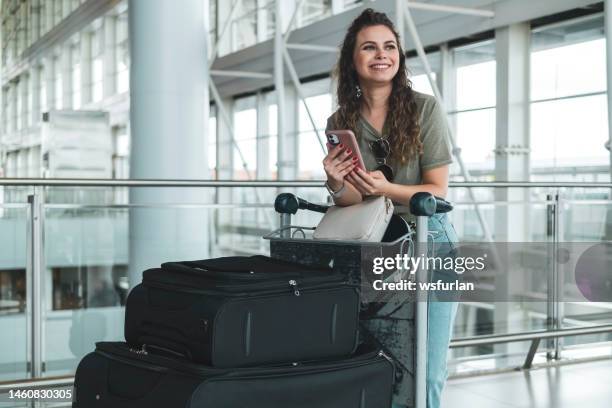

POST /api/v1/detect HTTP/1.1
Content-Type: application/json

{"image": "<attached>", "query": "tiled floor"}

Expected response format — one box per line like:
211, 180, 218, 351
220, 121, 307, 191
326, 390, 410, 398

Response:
442, 359, 612, 408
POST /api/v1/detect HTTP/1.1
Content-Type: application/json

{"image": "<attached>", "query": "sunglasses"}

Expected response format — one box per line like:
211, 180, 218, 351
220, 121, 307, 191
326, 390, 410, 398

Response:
369, 138, 394, 182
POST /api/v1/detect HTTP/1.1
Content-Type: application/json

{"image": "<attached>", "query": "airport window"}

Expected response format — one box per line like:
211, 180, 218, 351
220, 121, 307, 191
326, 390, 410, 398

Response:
39, 65, 47, 113
91, 26, 104, 103
231, 0, 258, 51
53, 0, 63, 26
410, 73, 435, 96
26, 73, 33, 127
209, 111, 217, 179
112, 126, 130, 181
266, 102, 278, 180
39, 1, 48, 36
0, 269, 26, 315
209, 0, 217, 53
72, 44, 81, 109
298, 93, 332, 179
452, 39, 496, 173
2, 87, 8, 134
530, 15, 608, 180
115, 12, 129, 94
297, 0, 332, 27
233, 96, 257, 179
15, 78, 23, 131
54, 57, 63, 109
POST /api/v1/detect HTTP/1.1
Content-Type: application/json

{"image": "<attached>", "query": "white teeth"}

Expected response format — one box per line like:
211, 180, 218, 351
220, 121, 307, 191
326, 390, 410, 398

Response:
371, 64, 390, 69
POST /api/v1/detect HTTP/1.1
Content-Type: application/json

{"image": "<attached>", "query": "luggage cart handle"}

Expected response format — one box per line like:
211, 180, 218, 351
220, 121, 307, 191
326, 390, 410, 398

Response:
274, 192, 452, 217
409, 192, 453, 216
274, 193, 329, 215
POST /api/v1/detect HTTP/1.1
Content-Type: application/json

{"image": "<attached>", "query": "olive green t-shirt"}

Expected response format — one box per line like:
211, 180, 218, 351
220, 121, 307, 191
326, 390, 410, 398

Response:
325, 91, 453, 218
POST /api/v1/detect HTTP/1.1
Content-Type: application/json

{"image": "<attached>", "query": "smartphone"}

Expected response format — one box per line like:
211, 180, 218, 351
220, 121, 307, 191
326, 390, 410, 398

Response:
325, 129, 366, 171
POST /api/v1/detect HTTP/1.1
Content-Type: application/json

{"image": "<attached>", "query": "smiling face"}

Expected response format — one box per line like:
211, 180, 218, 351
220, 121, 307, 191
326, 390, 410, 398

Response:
353, 25, 400, 86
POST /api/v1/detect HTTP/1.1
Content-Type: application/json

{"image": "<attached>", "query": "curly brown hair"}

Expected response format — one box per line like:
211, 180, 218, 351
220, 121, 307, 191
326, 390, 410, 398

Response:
331, 8, 422, 164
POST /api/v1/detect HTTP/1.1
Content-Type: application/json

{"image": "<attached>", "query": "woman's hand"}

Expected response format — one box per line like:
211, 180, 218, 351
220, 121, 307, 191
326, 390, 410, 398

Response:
347, 168, 391, 197
322, 144, 357, 190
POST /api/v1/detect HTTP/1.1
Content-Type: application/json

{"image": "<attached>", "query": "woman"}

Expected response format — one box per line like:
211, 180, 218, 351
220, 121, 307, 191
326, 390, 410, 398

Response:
322, 8, 459, 408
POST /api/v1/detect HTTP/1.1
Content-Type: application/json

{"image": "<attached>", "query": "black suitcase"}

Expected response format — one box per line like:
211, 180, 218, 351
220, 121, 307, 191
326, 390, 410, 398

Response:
73, 342, 395, 408
124, 255, 360, 367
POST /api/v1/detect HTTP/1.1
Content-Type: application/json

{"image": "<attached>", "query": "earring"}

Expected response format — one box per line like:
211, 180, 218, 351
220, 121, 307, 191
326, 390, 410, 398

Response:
355, 85, 362, 99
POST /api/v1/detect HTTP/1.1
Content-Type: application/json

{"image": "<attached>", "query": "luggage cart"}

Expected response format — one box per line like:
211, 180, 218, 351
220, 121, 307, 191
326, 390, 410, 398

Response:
266, 192, 452, 408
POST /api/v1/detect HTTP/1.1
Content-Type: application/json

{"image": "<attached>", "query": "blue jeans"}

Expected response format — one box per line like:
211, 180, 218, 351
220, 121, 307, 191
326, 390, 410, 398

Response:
391, 213, 459, 408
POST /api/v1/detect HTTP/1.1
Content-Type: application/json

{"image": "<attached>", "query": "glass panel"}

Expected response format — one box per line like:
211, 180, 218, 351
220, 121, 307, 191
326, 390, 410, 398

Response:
298, 93, 332, 179
0, 205, 29, 381
43, 206, 128, 376
448, 196, 556, 374
559, 196, 612, 358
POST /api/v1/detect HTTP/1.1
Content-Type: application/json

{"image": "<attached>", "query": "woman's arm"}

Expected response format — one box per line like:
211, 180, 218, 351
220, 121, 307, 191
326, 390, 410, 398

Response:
331, 181, 363, 206
348, 165, 449, 206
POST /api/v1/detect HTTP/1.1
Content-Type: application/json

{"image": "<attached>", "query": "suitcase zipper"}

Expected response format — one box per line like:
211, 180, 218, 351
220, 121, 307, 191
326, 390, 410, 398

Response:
97, 342, 389, 379
143, 277, 350, 297
288, 280, 300, 296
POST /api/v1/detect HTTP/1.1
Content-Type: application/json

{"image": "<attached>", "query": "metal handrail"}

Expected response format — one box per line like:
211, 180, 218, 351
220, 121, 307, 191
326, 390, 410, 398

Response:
1, 323, 611, 391
0, 178, 611, 188
450, 324, 612, 348
450, 323, 612, 369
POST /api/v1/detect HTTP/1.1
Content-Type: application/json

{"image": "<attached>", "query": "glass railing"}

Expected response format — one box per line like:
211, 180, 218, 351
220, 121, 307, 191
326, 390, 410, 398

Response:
0, 179, 610, 383
0, 203, 29, 382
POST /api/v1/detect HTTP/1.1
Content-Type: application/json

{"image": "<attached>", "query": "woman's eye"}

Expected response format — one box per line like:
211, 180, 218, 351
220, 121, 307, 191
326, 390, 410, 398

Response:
385, 45, 396, 50
363, 45, 375, 50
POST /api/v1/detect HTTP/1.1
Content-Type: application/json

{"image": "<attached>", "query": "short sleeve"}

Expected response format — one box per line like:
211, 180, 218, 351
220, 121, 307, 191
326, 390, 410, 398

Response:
419, 98, 453, 171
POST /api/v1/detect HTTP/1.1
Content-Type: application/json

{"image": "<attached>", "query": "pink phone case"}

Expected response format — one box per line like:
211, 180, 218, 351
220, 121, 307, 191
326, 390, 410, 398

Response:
325, 130, 366, 171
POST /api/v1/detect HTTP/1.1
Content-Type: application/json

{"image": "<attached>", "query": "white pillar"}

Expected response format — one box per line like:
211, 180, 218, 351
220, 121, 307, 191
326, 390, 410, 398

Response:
495, 23, 530, 240
494, 23, 531, 359
128, 0, 210, 287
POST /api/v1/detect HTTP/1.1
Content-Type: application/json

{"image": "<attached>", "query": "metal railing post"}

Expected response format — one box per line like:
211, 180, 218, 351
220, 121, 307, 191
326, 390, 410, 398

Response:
27, 186, 45, 378
415, 214, 429, 408
554, 191, 565, 360
546, 192, 556, 360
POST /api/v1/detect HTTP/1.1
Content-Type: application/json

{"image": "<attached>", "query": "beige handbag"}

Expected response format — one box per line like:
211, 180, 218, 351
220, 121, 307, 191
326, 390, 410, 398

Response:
313, 196, 394, 242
